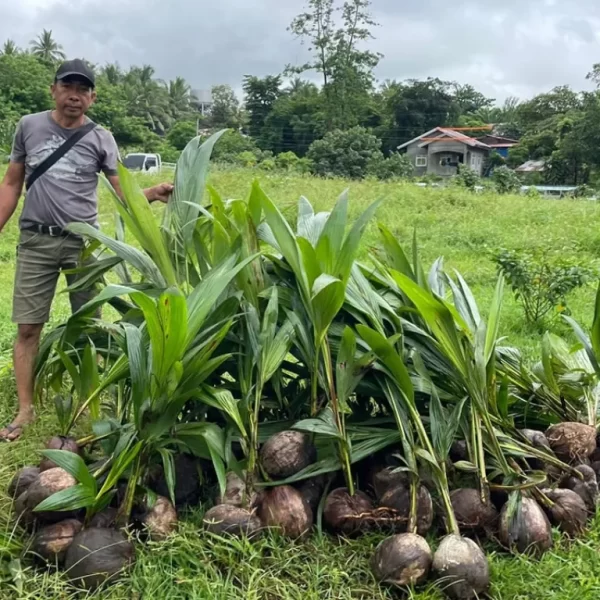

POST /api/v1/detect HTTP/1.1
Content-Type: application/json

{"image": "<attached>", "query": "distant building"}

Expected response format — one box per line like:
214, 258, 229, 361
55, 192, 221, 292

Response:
398, 127, 491, 177
478, 134, 519, 159
192, 89, 213, 115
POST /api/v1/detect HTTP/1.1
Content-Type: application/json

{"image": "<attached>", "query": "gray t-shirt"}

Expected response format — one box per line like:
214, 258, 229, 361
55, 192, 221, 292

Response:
10, 111, 119, 229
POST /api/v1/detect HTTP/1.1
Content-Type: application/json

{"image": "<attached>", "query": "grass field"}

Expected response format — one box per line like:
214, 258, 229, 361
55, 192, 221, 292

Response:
2, 166, 600, 599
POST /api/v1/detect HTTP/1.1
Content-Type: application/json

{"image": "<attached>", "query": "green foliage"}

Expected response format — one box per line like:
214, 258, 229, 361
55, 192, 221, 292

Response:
167, 121, 198, 151
493, 248, 593, 325
209, 84, 243, 130
307, 126, 383, 178
209, 131, 258, 162
492, 166, 521, 194
454, 163, 481, 190
367, 151, 413, 180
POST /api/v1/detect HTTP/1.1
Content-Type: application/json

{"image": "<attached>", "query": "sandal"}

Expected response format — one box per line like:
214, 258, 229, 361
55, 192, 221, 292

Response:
0, 424, 24, 442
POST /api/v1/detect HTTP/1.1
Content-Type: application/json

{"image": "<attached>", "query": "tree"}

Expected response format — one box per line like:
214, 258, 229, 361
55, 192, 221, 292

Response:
243, 75, 282, 140
101, 63, 123, 85
288, 0, 381, 130
29, 29, 66, 64
167, 121, 197, 150
167, 76, 194, 120
307, 125, 383, 178
209, 84, 243, 129
0, 40, 19, 56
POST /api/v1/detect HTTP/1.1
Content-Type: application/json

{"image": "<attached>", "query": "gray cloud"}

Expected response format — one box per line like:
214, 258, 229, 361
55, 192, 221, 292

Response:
2, 0, 600, 101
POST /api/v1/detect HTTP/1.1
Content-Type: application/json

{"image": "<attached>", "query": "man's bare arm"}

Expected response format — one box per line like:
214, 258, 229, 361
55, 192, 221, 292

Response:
107, 175, 173, 204
0, 162, 25, 232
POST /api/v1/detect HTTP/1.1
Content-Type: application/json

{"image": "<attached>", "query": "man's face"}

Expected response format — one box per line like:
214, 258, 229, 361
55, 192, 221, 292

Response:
51, 77, 97, 118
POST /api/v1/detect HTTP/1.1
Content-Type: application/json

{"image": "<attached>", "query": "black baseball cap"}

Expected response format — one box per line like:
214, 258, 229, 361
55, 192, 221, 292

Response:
55, 59, 95, 88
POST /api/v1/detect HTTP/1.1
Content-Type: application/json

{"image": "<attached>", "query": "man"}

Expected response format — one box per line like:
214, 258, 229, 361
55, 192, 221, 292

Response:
0, 59, 173, 441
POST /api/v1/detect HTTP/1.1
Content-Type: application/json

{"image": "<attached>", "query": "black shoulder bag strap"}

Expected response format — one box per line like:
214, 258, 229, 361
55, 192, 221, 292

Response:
26, 121, 97, 191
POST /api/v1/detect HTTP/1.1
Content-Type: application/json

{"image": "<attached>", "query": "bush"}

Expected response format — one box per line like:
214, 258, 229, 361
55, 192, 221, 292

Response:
307, 126, 383, 179
367, 152, 413, 180
210, 131, 259, 163
492, 166, 521, 194
493, 248, 593, 325
236, 151, 258, 167
167, 121, 198, 151
276, 151, 301, 171
260, 158, 276, 171
454, 164, 481, 191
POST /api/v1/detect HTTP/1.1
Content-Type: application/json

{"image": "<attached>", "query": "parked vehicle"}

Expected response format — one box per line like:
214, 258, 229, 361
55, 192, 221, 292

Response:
123, 153, 162, 173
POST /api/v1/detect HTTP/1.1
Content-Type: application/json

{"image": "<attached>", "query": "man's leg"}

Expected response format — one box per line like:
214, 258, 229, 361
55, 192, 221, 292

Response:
1, 323, 45, 440
1, 231, 61, 441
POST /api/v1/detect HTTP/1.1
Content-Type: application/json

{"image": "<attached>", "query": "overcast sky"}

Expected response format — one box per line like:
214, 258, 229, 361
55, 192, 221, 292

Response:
2, 0, 600, 103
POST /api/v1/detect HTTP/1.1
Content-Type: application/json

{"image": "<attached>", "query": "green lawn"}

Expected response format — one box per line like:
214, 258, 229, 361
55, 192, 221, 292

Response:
2, 166, 600, 599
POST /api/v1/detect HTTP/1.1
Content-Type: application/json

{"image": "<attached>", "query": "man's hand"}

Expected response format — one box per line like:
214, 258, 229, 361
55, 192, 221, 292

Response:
143, 182, 174, 204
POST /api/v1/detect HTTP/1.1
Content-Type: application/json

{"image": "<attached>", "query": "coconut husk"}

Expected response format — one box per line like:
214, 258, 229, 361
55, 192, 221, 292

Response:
432, 534, 489, 600
546, 423, 596, 463
259, 431, 316, 479
499, 497, 552, 556
323, 488, 375, 536
371, 533, 432, 587
450, 440, 469, 463
13, 491, 35, 530
562, 464, 599, 513
25, 468, 78, 523
371, 467, 408, 500
89, 508, 118, 529
142, 496, 178, 540
32, 519, 82, 564
294, 475, 327, 514
150, 453, 202, 507
8, 466, 40, 499
203, 504, 262, 538
379, 482, 434, 536
542, 488, 587, 536
258, 485, 313, 539
39, 437, 81, 472
450, 488, 498, 535
217, 471, 260, 509
65, 528, 135, 590
520, 429, 554, 470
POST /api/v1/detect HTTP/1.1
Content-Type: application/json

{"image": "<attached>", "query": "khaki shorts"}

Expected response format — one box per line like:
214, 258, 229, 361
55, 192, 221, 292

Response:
12, 230, 95, 324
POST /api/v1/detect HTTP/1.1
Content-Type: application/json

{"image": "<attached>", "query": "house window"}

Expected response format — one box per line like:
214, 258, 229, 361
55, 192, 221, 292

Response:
415, 156, 427, 167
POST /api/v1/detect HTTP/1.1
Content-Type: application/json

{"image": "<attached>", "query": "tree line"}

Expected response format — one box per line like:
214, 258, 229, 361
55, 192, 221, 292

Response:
1, 2, 600, 184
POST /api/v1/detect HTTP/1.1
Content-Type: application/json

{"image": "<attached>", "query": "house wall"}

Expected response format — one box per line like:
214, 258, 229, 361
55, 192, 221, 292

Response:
405, 141, 489, 177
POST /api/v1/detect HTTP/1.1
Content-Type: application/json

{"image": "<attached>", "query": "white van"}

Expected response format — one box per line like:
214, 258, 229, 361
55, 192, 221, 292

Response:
123, 153, 162, 174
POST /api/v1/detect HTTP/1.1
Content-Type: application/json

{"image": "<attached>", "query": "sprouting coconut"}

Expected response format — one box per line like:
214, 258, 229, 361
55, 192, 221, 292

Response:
8, 466, 40, 499
499, 496, 552, 556
323, 487, 374, 536
217, 471, 260, 508
450, 489, 498, 534
379, 482, 434, 536
203, 504, 262, 538
259, 431, 316, 479
151, 453, 202, 507
258, 485, 313, 539
520, 429, 554, 470
142, 496, 178, 540
89, 507, 118, 529
32, 519, 82, 564
432, 534, 489, 600
65, 528, 135, 590
371, 467, 408, 500
13, 491, 35, 530
371, 533, 432, 587
546, 423, 596, 462
563, 464, 599, 513
450, 440, 469, 463
25, 468, 78, 523
39, 436, 81, 472
591, 461, 600, 481
295, 475, 327, 514
542, 488, 587, 536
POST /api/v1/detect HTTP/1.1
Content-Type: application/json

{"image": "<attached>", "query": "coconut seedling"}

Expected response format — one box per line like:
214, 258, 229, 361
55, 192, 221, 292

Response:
359, 326, 489, 599
258, 190, 381, 496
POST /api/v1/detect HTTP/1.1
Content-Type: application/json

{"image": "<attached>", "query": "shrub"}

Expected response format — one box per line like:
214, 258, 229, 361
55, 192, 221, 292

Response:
454, 164, 481, 191
307, 126, 383, 179
260, 158, 276, 171
493, 249, 593, 325
368, 152, 413, 180
236, 151, 258, 167
210, 131, 259, 162
276, 151, 301, 171
167, 121, 198, 151
492, 166, 521, 194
